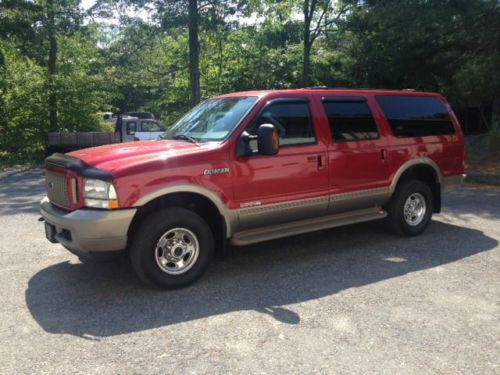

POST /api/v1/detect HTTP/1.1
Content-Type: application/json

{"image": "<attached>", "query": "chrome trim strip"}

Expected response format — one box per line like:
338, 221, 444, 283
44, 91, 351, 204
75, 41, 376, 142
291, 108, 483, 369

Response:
331, 187, 389, 201
239, 196, 328, 216
237, 186, 392, 231
328, 187, 391, 214
237, 195, 328, 231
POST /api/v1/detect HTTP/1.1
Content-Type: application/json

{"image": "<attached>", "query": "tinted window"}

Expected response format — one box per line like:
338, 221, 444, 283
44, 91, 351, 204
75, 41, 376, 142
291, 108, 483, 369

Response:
323, 100, 379, 141
376, 96, 455, 137
249, 102, 316, 147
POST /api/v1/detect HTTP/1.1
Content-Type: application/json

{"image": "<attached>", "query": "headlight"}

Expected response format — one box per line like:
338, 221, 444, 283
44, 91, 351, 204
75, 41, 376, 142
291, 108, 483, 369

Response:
83, 178, 119, 209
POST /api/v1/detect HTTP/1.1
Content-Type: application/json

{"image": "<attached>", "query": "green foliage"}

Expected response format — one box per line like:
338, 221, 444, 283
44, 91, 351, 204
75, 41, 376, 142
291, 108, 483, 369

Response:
335, 0, 500, 103
0, 41, 48, 162
1, 0, 499, 165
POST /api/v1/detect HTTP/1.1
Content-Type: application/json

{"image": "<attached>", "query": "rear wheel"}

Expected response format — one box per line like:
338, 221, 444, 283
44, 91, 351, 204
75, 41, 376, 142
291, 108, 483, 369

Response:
385, 180, 434, 236
130, 207, 214, 289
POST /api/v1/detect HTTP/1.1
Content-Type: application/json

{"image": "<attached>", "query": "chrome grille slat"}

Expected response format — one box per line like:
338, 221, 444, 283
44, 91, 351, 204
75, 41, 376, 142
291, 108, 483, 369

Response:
46, 170, 70, 208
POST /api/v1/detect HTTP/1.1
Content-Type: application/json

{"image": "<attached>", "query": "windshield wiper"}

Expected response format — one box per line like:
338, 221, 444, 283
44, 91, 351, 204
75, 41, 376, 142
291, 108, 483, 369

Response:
171, 134, 200, 146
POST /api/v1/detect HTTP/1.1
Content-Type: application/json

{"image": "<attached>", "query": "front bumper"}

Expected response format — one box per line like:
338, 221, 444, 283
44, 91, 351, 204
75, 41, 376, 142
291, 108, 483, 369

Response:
40, 197, 137, 256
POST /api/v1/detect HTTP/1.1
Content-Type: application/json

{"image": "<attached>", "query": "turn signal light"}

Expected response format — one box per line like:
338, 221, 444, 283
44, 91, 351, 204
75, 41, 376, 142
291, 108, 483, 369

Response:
108, 199, 120, 209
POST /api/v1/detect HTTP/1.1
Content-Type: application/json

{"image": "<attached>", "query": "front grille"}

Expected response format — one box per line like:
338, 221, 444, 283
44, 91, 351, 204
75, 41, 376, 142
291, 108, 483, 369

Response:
46, 170, 70, 208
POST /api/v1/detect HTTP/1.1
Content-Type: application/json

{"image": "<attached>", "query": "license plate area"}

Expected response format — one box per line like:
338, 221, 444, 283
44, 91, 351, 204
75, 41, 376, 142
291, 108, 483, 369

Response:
44, 222, 58, 243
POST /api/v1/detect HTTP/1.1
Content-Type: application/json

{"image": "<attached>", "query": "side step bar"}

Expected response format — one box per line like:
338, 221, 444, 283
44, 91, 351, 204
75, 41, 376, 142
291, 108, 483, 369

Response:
231, 206, 387, 246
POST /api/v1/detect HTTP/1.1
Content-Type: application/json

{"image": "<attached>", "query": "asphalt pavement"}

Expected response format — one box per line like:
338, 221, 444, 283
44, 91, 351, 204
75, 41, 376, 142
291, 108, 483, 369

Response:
0, 169, 499, 373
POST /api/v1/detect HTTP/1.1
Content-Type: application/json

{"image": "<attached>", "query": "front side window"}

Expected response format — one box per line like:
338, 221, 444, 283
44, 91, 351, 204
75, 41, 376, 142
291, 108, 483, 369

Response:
248, 101, 316, 148
322, 100, 379, 142
376, 95, 455, 137
162, 96, 258, 142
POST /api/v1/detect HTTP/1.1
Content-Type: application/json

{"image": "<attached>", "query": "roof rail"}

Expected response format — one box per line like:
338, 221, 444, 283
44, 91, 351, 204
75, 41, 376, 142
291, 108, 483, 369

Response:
303, 86, 376, 90
304, 86, 330, 89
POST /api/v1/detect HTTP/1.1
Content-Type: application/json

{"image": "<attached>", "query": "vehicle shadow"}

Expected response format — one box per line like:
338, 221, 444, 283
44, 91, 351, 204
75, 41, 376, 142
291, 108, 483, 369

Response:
25, 220, 497, 339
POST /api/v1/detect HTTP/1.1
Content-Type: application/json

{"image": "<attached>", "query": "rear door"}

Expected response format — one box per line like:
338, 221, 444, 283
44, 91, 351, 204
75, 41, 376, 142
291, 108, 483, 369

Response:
232, 98, 329, 230
322, 95, 391, 213
374, 94, 464, 178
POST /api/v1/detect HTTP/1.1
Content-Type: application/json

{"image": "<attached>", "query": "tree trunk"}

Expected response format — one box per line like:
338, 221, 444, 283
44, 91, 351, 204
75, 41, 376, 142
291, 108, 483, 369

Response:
188, 0, 200, 107
0, 48, 6, 130
302, 36, 311, 87
47, 0, 58, 131
302, 1, 312, 88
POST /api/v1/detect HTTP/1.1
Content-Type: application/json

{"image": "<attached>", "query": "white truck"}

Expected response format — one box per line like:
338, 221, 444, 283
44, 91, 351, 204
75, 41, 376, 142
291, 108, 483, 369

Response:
47, 117, 166, 153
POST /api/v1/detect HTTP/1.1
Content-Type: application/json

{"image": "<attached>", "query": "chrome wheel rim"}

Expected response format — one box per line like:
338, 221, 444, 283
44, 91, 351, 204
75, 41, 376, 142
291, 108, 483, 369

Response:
155, 228, 199, 275
403, 192, 426, 226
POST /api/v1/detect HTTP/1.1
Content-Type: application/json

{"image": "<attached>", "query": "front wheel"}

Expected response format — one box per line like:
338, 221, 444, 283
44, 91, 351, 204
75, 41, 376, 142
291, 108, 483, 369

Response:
130, 207, 214, 289
385, 180, 434, 236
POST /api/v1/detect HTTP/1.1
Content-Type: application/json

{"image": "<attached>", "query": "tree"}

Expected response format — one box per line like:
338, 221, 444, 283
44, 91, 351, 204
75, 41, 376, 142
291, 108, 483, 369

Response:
341, 0, 500, 109
188, 0, 201, 106
300, 0, 349, 86
47, 0, 58, 130
0, 0, 83, 131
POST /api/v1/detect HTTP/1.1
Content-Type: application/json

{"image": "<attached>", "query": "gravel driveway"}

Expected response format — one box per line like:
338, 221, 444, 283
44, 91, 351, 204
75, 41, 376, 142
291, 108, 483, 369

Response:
0, 169, 499, 373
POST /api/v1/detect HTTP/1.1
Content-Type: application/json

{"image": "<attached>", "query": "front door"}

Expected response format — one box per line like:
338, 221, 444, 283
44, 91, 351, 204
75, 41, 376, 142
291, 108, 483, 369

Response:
232, 98, 329, 230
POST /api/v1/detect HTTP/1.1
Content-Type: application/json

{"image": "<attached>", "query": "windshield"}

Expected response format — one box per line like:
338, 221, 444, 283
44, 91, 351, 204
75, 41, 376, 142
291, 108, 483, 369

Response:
161, 96, 258, 142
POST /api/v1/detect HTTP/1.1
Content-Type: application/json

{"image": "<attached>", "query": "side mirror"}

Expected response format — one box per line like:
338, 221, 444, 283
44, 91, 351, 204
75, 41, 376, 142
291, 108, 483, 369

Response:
257, 124, 279, 156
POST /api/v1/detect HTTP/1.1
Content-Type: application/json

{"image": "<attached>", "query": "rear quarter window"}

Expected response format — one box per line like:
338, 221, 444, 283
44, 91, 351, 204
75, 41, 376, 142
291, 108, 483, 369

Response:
376, 96, 455, 137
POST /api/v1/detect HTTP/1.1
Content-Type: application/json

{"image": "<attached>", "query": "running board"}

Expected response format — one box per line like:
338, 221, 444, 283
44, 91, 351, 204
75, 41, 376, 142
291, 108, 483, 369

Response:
231, 207, 387, 246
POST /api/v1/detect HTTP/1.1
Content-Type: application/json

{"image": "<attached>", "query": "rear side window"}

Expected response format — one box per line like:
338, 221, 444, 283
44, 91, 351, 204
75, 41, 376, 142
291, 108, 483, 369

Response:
249, 101, 316, 147
376, 96, 455, 137
322, 100, 379, 142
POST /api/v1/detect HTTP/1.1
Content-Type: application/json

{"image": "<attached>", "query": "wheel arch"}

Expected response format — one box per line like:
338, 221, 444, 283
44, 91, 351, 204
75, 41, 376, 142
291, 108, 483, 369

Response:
389, 158, 443, 213
128, 186, 238, 255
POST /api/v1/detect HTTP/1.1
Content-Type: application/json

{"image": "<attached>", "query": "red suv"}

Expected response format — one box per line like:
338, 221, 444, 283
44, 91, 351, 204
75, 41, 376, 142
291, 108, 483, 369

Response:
40, 89, 465, 288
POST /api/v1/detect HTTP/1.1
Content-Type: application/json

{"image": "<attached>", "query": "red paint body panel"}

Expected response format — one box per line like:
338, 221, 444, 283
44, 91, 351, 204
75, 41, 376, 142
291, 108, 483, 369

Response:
60, 89, 464, 212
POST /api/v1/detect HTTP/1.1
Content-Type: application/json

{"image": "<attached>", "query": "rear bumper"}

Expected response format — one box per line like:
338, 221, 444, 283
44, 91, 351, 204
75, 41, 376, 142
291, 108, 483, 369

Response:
442, 174, 466, 192
40, 197, 136, 255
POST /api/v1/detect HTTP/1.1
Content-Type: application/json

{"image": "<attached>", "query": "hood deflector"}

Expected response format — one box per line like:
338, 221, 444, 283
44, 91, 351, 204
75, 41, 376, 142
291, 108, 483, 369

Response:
45, 153, 113, 182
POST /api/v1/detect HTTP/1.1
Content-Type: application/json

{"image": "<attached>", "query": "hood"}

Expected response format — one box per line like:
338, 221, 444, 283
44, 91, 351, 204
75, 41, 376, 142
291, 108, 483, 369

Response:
68, 140, 204, 173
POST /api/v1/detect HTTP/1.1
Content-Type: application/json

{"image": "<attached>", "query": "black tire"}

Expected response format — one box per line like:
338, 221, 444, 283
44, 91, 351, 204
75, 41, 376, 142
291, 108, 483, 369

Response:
384, 180, 434, 236
129, 207, 214, 289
